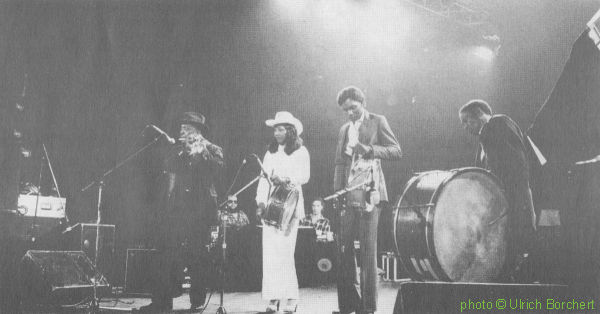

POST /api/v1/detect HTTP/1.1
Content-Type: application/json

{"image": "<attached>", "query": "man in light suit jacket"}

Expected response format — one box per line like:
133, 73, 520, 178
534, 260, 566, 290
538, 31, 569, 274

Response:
333, 86, 402, 314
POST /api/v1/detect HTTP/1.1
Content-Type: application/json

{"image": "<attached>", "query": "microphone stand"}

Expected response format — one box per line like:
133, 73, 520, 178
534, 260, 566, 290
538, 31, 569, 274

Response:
215, 166, 264, 314
216, 207, 228, 314
79, 133, 168, 313
323, 180, 370, 201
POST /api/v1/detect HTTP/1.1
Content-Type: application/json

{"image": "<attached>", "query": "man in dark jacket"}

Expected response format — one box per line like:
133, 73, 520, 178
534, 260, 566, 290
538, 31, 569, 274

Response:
459, 99, 536, 282
137, 112, 224, 312
333, 86, 402, 314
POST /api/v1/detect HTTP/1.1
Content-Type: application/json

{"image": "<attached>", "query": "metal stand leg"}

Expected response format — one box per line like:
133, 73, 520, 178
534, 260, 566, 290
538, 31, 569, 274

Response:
88, 181, 104, 313
216, 220, 227, 314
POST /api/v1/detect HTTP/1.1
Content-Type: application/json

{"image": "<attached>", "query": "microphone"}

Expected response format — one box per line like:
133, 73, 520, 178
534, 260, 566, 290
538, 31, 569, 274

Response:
147, 124, 176, 144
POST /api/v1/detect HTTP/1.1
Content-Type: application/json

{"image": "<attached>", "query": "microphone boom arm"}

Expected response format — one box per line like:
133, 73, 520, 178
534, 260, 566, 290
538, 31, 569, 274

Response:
81, 132, 163, 192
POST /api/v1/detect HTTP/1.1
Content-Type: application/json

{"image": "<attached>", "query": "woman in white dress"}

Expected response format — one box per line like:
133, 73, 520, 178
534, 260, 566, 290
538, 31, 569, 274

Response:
255, 111, 310, 313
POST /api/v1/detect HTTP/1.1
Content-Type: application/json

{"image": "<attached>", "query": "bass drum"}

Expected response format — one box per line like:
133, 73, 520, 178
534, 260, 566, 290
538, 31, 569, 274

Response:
393, 168, 508, 282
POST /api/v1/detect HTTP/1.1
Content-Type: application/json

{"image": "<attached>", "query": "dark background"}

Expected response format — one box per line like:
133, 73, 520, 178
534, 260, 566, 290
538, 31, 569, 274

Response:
0, 0, 598, 283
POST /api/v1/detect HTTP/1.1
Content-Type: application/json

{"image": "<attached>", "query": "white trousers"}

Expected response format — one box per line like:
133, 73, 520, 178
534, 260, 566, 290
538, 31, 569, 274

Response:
262, 223, 299, 300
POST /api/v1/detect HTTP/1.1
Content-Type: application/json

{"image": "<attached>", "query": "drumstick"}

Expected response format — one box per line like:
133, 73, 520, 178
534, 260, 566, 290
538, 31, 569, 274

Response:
252, 154, 272, 185
217, 175, 262, 208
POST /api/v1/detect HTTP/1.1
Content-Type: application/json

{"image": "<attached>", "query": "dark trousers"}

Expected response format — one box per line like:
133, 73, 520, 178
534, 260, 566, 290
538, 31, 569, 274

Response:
150, 213, 213, 306
150, 246, 213, 305
336, 205, 380, 313
500, 189, 536, 281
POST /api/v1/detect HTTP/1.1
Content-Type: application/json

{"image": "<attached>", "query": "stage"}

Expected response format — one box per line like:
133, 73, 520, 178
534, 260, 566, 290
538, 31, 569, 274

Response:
2, 1, 600, 313
93, 282, 401, 314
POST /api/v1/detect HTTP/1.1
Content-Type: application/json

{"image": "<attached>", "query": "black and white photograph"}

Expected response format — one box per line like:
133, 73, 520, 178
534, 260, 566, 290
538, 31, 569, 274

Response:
0, 0, 599, 313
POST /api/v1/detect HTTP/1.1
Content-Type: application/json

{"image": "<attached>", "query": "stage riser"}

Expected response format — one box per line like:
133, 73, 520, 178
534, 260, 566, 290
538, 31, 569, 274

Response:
394, 282, 574, 314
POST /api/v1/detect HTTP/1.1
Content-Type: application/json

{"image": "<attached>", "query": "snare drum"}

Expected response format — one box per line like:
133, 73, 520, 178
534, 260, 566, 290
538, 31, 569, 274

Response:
393, 168, 508, 282
263, 184, 299, 230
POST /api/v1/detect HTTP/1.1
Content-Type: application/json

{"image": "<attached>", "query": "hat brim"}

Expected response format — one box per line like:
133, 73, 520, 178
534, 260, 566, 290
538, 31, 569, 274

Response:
265, 119, 303, 135
181, 121, 209, 132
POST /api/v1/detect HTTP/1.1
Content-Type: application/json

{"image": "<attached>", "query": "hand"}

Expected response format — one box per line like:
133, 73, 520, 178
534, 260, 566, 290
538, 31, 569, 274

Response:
271, 175, 290, 186
256, 203, 265, 220
190, 141, 207, 156
283, 218, 297, 237
354, 143, 373, 156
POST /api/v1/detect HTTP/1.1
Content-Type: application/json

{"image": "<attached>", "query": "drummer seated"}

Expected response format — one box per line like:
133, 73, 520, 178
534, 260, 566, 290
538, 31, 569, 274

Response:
300, 198, 333, 242
218, 196, 250, 230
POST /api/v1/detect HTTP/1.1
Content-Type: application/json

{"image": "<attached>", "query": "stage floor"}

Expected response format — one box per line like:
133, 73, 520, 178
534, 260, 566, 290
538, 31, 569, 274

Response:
93, 282, 403, 314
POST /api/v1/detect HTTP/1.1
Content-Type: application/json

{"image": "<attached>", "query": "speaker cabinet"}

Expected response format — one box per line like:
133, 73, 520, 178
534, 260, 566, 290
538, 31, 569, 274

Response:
65, 223, 115, 281
20, 250, 110, 305
124, 249, 157, 294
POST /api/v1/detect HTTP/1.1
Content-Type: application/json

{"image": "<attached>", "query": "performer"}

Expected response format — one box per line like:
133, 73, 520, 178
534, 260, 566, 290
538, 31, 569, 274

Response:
136, 112, 224, 312
333, 86, 402, 314
255, 111, 310, 313
300, 198, 332, 241
458, 99, 536, 282
218, 195, 250, 231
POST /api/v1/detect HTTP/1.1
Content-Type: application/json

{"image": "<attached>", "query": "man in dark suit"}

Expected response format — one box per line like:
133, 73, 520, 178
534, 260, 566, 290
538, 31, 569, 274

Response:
136, 112, 224, 313
459, 99, 536, 282
333, 86, 402, 314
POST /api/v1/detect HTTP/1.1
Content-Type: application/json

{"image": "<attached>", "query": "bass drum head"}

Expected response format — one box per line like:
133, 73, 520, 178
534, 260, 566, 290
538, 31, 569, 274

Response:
432, 170, 508, 282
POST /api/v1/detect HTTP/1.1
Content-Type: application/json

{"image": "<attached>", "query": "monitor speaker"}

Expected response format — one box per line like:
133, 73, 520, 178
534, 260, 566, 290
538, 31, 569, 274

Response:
20, 250, 110, 305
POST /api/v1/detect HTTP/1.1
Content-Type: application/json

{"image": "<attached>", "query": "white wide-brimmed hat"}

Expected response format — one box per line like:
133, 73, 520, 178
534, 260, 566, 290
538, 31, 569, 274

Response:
265, 111, 303, 135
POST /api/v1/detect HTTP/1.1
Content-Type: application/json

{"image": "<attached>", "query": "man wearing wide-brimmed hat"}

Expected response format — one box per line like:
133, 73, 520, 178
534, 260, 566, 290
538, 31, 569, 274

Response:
136, 112, 224, 313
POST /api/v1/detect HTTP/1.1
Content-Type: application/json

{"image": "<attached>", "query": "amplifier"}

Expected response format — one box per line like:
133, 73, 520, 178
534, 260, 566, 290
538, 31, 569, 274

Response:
0, 211, 65, 243
64, 223, 116, 282
17, 194, 66, 219
124, 249, 158, 294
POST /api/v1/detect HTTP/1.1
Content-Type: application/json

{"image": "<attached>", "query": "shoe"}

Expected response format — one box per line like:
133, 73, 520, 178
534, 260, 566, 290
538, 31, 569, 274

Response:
266, 300, 280, 313
190, 302, 206, 311
282, 299, 297, 313
132, 300, 173, 313
282, 304, 298, 313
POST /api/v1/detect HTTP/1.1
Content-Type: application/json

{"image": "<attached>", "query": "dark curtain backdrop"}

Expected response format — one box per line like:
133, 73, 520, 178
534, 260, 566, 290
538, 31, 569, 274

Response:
0, 0, 597, 283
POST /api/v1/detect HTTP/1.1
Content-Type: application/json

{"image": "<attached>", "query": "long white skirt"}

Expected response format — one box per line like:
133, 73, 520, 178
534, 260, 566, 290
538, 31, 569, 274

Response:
262, 222, 299, 300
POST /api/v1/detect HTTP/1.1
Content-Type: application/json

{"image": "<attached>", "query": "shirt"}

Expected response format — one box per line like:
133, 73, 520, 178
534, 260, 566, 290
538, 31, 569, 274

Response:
218, 209, 250, 230
345, 112, 365, 156
300, 215, 331, 234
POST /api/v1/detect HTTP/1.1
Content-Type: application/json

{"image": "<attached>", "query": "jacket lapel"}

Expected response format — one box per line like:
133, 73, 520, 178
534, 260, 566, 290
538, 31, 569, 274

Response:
339, 122, 351, 157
